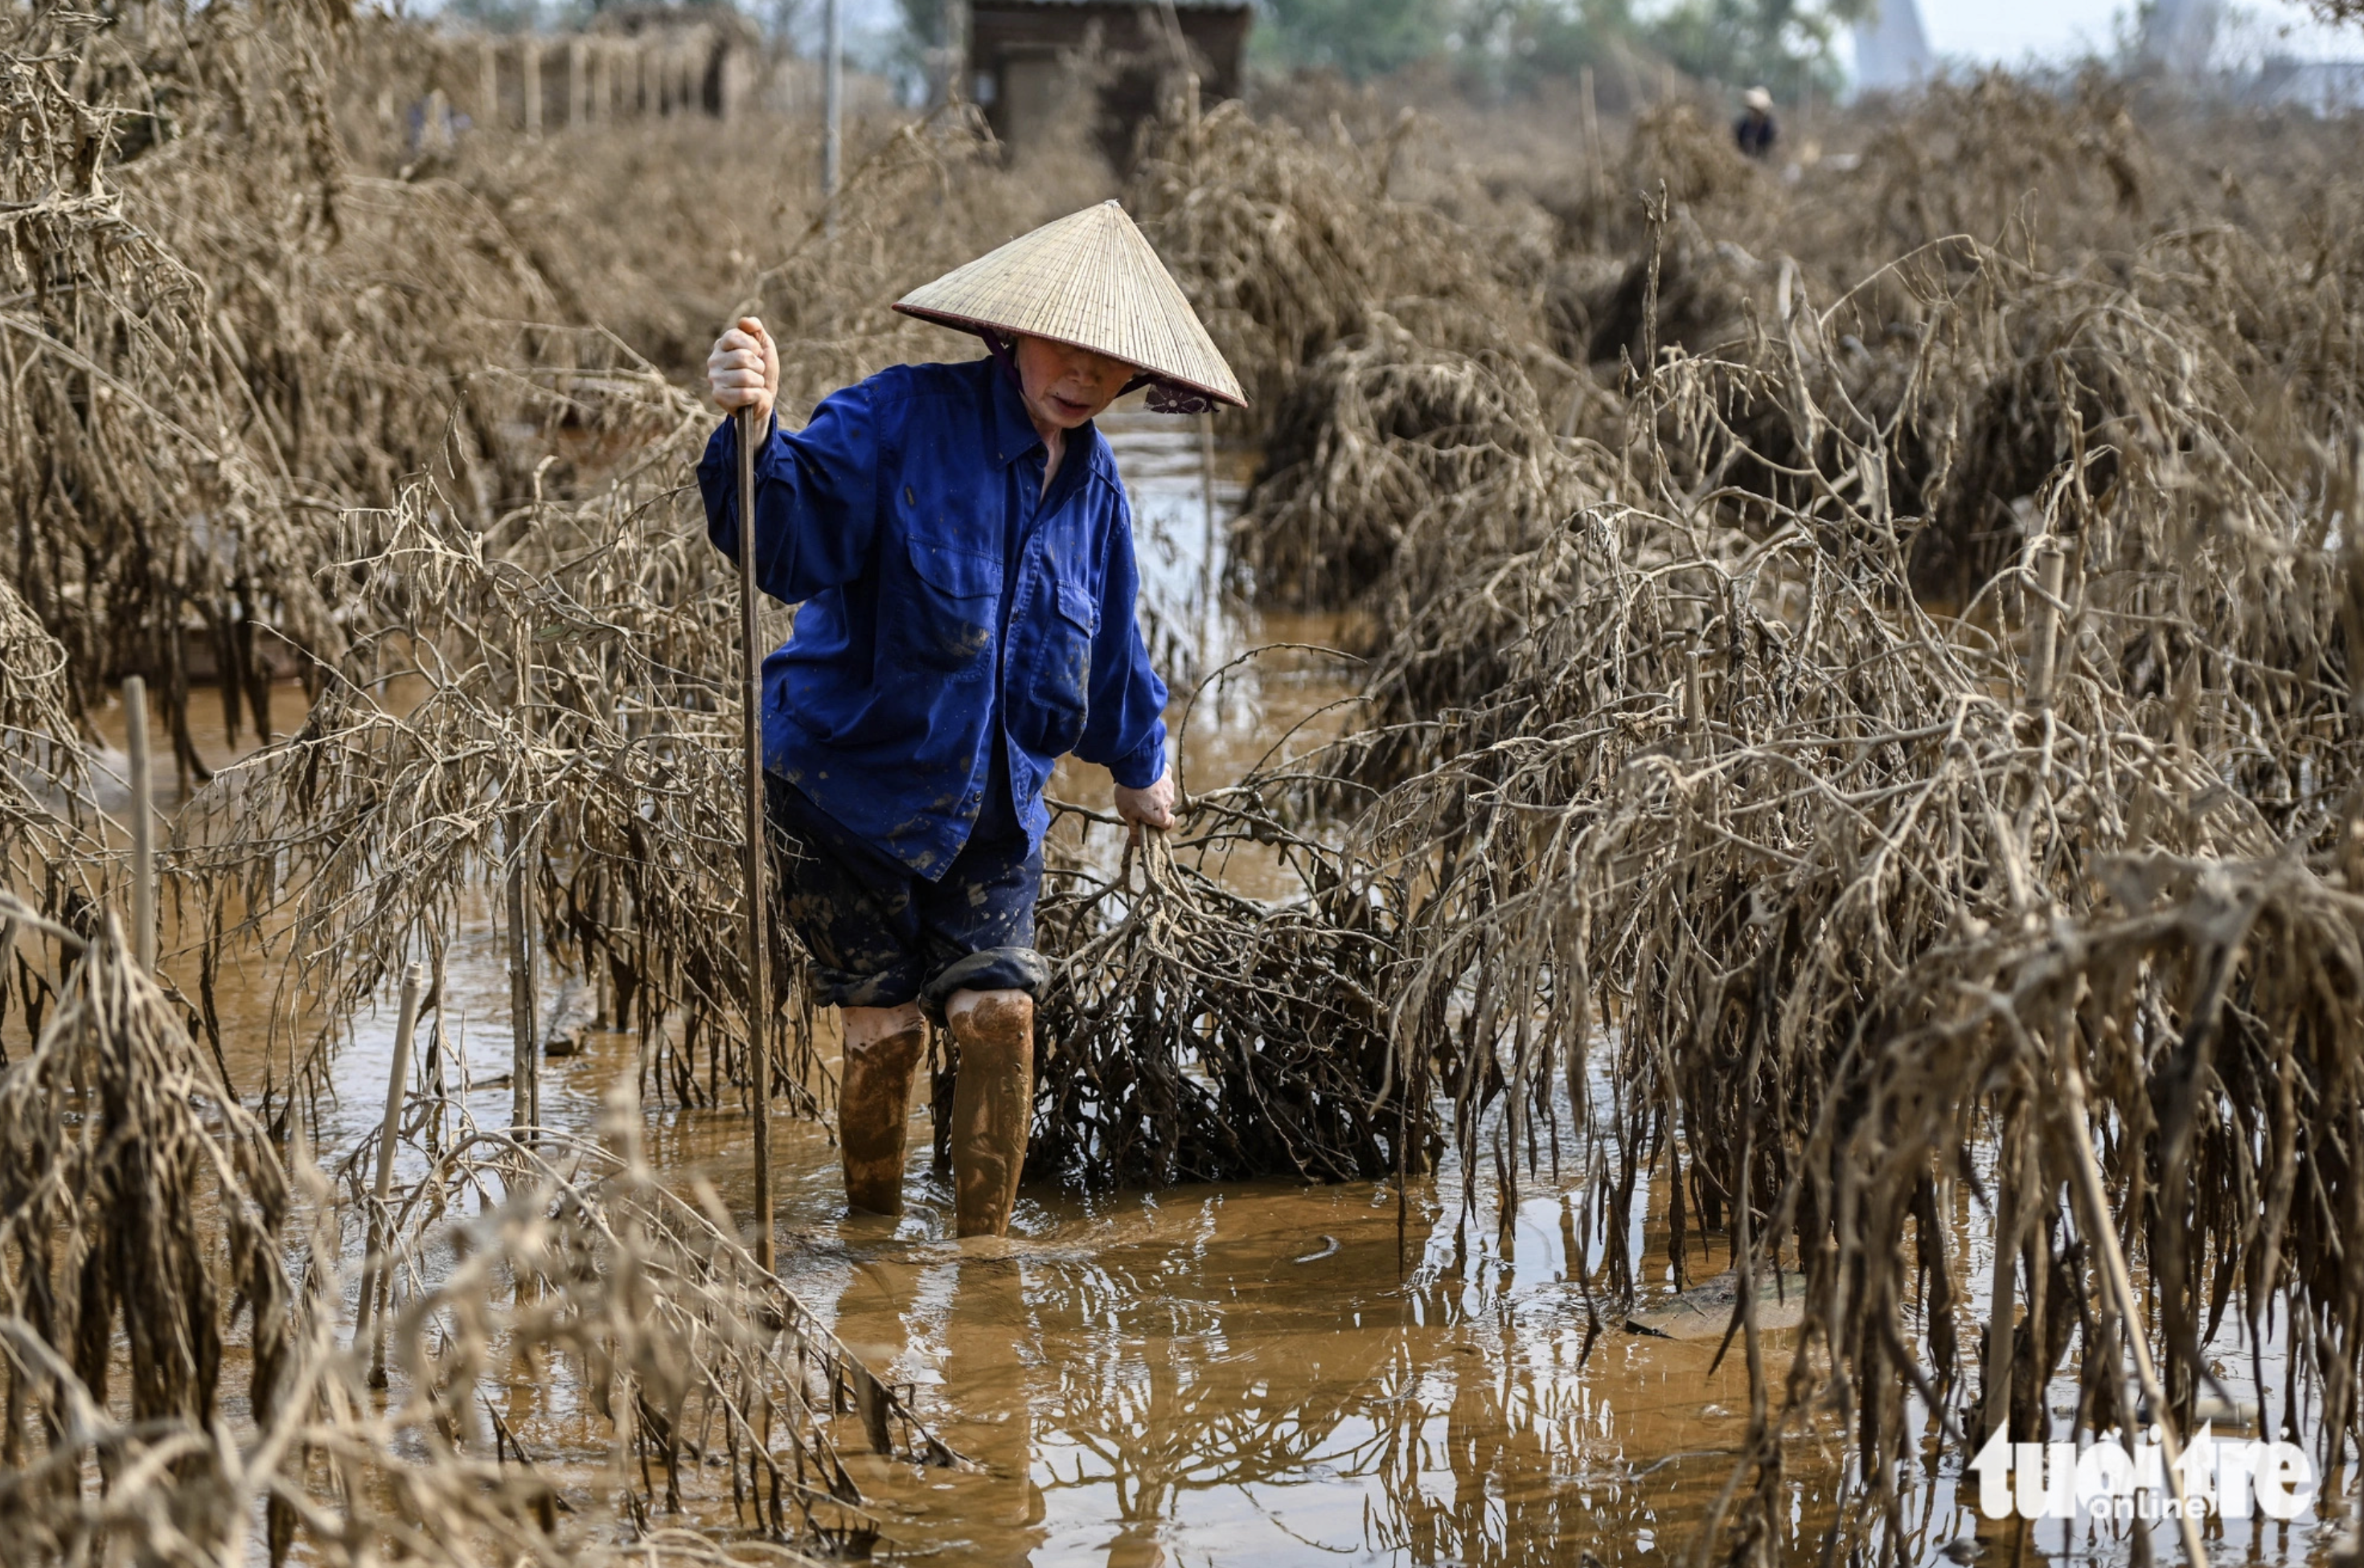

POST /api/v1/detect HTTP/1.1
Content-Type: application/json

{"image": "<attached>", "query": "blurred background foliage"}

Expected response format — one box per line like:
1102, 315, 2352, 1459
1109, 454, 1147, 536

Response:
443, 0, 1884, 109
1252, 0, 1874, 101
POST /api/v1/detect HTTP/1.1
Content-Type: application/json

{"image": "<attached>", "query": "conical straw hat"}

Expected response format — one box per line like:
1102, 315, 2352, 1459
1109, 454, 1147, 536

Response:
894, 199, 1246, 410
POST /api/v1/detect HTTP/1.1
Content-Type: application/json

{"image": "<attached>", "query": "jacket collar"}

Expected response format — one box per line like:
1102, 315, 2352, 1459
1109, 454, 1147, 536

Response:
987, 354, 1044, 469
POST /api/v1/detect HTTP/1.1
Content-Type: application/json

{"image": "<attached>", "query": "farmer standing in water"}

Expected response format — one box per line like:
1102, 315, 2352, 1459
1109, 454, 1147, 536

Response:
700, 202, 1244, 1238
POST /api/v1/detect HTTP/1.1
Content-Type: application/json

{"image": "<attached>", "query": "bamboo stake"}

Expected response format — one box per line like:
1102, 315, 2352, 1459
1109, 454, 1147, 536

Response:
122, 676, 155, 973
1979, 1104, 2021, 1444
425, 939, 447, 1155
737, 403, 775, 1273
1682, 644, 1705, 741
1197, 411, 1217, 666
507, 811, 536, 1142
2028, 541, 2065, 710
361, 962, 425, 1389
2055, 1047, 2209, 1566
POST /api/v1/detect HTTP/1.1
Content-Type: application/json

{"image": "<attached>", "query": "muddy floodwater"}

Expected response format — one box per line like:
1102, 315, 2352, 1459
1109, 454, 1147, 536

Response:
83, 414, 2341, 1566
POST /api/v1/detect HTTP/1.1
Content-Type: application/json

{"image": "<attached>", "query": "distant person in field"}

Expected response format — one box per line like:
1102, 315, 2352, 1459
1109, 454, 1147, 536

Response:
700, 203, 1245, 1239
1735, 86, 1779, 159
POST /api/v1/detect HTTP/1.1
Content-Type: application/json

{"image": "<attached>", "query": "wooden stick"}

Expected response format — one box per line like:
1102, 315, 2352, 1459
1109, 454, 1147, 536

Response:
426, 940, 447, 1155
123, 675, 155, 973
1683, 644, 1705, 740
361, 962, 425, 1388
2055, 1047, 2209, 1566
737, 404, 775, 1274
507, 811, 536, 1143
1979, 1102, 2021, 1445
1197, 411, 1217, 669
2028, 542, 2065, 711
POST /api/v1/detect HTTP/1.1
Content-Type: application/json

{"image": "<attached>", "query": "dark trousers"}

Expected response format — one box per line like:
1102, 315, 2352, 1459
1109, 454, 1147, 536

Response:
765, 774, 1048, 1012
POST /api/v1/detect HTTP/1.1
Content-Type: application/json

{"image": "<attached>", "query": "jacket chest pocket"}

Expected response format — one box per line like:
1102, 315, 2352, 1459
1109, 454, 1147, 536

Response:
897, 534, 1002, 675
1024, 576, 1099, 752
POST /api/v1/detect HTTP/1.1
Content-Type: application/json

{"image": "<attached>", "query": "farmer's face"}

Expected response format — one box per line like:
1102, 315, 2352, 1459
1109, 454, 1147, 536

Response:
1013, 335, 1136, 433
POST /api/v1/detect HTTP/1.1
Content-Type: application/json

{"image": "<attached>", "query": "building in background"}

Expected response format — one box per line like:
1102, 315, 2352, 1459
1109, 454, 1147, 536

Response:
1851, 0, 1933, 92
968, 0, 1250, 162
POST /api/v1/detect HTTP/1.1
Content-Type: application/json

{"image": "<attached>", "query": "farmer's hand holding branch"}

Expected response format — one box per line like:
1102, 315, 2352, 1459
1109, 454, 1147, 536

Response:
1114, 770, 1176, 831
707, 316, 779, 425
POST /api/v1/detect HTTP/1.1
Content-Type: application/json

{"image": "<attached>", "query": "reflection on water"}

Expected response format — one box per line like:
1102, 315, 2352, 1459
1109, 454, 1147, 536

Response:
772, 1113, 1784, 1566
47, 416, 2343, 1567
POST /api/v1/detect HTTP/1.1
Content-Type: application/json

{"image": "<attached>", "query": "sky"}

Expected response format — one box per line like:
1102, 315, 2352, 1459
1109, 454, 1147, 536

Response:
1910, 0, 2355, 66
1912, 0, 2131, 63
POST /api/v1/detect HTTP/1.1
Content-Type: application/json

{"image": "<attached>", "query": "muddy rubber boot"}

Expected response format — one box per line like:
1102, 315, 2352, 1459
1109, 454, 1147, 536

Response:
948, 991, 1035, 1238
839, 1022, 926, 1215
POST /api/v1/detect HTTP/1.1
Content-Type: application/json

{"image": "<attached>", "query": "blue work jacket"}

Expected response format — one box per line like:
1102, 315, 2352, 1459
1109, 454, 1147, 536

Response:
698, 357, 1168, 879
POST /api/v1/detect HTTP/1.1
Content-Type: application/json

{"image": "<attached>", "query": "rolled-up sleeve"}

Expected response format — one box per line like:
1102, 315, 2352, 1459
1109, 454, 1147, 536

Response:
1074, 497, 1168, 789
698, 383, 880, 603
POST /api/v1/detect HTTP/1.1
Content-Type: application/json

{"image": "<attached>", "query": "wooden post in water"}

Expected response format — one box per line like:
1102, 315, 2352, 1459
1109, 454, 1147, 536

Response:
122, 676, 155, 973
2057, 1051, 2210, 1566
1979, 1109, 2020, 1444
1197, 413, 1217, 570
1197, 412, 1217, 659
507, 811, 537, 1142
425, 940, 447, 1155
737, 405, 775, 1272
360, 963, 425, 1387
